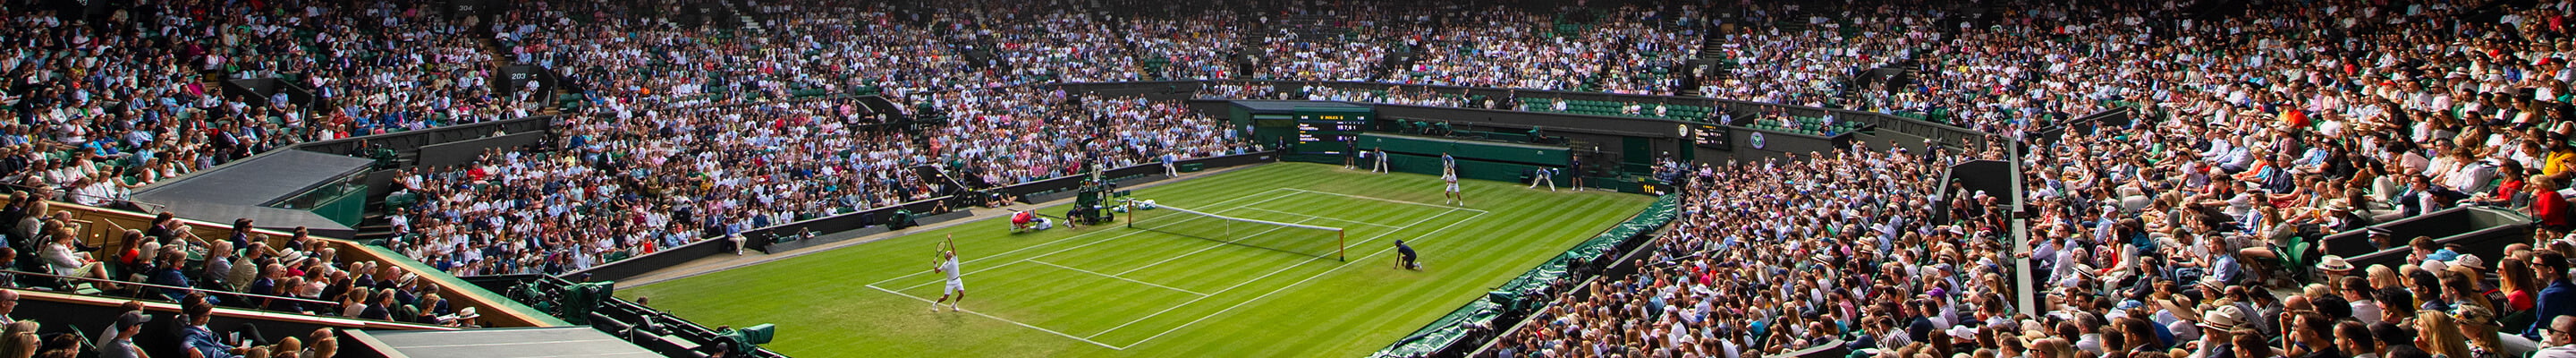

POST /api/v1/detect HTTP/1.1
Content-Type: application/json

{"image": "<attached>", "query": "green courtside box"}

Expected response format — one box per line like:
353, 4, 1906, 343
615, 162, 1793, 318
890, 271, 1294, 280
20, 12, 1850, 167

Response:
1352, 133, 1569, 166
1347, 133, 1572, 183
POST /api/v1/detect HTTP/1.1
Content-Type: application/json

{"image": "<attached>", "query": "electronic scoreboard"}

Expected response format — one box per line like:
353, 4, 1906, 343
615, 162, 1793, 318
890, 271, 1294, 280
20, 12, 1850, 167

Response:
1292, 111, 1371, 154
1692, 124, 1731, 150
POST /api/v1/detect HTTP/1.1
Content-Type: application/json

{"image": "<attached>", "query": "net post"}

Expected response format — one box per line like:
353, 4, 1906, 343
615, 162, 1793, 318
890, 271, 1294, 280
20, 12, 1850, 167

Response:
1124, 199, 1134, 229
1338, 229, 1347, 261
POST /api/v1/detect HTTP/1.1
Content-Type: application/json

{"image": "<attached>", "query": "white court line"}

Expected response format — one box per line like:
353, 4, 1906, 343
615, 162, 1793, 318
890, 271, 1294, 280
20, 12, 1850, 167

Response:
1115, 209, 1489, 348
1281, 188, 1489, 213
1110, 217, 1318, 277
1026, 260, 1212, 296
862, 188, 1309, 348
1229, 207, 1404, 228
1085, 209, 1465, 341
866, 284, 1126, 350
868, 188, 1298, 287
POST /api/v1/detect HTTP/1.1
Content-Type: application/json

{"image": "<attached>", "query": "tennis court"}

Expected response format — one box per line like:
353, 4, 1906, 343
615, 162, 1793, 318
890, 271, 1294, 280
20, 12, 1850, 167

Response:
620, 163, 1652, 357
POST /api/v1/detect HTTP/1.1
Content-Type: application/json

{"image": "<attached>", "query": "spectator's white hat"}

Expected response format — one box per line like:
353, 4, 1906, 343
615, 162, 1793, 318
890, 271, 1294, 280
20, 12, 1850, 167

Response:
1945, 325, 1978, 340
2453, 253, 2486, 270
2194, 305, 2248, 330
2316, 255, 2353, 272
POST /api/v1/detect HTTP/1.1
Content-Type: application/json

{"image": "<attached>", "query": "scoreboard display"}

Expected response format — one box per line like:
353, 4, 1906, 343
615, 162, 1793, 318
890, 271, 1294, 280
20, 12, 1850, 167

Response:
1293, 114, 1369, 154
1692, 124, 1731, 150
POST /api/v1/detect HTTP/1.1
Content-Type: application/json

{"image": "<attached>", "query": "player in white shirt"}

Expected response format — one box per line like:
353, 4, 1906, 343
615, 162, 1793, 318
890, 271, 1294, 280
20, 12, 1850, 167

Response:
930, 234, 965, 311
1442, 152, 1463, 206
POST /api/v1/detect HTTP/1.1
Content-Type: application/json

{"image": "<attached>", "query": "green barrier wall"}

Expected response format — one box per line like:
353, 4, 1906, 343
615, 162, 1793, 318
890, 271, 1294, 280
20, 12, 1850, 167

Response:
1379, 153, 1553, 183
1355, 133, 1569, 166
1370, 194, 1679, 358
1377, 301, 1503, 357
309, 187, 367, 227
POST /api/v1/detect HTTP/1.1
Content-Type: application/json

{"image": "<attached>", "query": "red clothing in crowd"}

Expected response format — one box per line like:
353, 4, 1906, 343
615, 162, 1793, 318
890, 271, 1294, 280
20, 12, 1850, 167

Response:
2534, 189, 2572, 228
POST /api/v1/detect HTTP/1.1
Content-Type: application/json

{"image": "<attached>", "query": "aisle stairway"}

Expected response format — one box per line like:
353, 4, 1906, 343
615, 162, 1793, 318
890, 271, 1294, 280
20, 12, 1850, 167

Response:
1679, 11, 1726, 98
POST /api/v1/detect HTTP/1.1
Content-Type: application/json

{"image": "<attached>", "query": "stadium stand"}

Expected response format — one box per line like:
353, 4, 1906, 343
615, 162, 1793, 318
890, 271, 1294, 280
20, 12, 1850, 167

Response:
2, 0, 2572, 355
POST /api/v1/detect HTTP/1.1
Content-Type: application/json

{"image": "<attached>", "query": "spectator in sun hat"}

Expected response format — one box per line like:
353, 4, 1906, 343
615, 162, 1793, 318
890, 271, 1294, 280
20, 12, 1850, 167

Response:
2319, 255, 2357, 277
2453, 252, 2487, 272
2186, 304, 2250, 358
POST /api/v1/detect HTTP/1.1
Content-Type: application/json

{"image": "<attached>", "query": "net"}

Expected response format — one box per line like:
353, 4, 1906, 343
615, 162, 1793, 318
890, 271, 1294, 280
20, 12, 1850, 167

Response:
1126, 200, 1347, 261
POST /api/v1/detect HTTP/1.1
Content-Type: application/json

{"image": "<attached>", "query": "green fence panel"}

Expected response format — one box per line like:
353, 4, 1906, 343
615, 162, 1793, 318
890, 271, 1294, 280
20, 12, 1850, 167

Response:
1376, 153, 1551, 183
309, 187, 368, 227
1370, 300, 1504, 358
1356, 134, 1570, 166
1368, 193, 1678, 358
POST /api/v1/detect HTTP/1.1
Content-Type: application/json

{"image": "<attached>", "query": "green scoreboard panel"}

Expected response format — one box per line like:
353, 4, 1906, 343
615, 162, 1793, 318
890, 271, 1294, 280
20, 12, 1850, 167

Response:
1693, 124, 1731, 150
1292, 110, 1372, 154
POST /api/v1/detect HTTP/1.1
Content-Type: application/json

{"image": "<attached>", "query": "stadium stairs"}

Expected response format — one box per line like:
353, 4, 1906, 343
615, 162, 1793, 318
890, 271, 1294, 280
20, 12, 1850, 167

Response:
716, 0, 764, 35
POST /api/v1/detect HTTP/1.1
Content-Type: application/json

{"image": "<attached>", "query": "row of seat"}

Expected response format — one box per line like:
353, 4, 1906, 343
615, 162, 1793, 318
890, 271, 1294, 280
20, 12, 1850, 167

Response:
1515, 98, 1716, 123
1745, 116, 1864, 137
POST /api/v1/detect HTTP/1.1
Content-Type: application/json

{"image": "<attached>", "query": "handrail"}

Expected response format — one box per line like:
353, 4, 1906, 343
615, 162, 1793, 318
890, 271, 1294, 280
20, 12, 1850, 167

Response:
14, 288, 458, 331
0, 183, 167, 213
0, 193, 569, 327
0, 268, 342, 306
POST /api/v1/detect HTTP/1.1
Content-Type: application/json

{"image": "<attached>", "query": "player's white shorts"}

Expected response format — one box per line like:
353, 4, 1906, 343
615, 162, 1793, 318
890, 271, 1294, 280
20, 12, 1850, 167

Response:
945, 279, 966, 294
1445, 183, 1461, 192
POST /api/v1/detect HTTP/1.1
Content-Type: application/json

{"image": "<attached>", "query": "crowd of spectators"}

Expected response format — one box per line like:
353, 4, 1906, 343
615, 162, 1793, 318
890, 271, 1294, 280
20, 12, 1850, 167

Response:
28, 6, 2576, 358
1245, 30, 1389, 81
0, 197, 488, 338
1486, 0, 2576, 357
958, 9, 1145, 84
376, 84, 1249, 276
0, 0, 1725, 218
918, 87, 1250, 185
0, 289, 345, 358
1699, 9, 1935, 107
1492, 144, 1995, 358
1395, 6, 1611, 92
1239, 1, 1434, 82
1122, 10, 1244, 81
380, 97, 932, 276
0, 0, 527, 208
1586, 6, 1703, 95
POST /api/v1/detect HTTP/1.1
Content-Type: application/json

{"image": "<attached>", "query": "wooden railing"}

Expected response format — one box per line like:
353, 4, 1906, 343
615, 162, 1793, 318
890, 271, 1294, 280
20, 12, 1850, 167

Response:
0, 269, 341, 307
3, 194, 561, 328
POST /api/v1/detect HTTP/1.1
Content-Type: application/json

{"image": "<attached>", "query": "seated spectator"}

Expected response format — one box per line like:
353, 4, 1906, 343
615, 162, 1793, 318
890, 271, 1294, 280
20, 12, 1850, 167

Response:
91, 310, 145, 358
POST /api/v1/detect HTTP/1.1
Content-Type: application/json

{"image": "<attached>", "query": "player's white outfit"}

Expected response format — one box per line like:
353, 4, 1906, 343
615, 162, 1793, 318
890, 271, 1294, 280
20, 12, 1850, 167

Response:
1442, 155, 1459, 192
1444, 172, 1461, 192
941, 256, 964, 294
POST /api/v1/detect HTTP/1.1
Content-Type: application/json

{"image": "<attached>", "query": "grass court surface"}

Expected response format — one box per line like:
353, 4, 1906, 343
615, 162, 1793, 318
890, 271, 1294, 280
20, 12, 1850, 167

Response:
620, 162, 1653, 357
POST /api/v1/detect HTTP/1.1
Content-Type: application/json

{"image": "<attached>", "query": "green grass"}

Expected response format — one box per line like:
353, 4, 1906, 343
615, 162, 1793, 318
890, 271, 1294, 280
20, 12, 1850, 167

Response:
621, 162, 1653, 357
